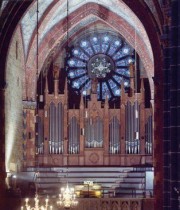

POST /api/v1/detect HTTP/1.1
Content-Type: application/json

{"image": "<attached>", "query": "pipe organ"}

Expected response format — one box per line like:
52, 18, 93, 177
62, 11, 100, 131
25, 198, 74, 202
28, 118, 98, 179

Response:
24, 65, 153, 167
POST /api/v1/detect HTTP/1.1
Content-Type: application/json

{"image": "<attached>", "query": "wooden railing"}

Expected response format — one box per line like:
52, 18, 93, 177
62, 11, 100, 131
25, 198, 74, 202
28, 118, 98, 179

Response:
31, 197, 154, 210
72, 198, 142, 210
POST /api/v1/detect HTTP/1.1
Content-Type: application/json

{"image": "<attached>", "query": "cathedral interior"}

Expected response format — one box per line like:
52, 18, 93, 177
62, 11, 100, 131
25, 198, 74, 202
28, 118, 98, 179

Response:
0, 0, 179, 210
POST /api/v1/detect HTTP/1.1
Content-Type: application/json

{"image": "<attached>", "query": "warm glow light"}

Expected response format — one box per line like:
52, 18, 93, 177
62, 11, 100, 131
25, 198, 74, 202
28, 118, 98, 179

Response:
6, 123, 16, 172
21, 194, 53, 210
57, 183, 78, 209
95, 190, 101, 197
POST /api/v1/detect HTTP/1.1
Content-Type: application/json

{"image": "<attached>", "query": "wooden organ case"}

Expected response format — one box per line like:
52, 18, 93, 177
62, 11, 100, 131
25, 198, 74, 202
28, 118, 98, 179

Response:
25, 64, 153, 167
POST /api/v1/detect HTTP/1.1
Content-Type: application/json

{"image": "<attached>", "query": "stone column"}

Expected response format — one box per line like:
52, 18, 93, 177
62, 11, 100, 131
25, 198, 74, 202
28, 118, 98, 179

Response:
0, 88, 7, 209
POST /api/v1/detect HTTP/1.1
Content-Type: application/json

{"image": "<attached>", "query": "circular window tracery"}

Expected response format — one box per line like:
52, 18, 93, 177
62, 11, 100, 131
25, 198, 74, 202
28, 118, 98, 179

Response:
66, 32, 134, 101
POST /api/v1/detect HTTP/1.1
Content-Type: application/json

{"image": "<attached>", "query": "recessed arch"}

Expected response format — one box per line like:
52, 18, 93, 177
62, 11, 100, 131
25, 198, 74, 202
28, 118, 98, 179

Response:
0, 1, 164, 210
25, 3, 154, 100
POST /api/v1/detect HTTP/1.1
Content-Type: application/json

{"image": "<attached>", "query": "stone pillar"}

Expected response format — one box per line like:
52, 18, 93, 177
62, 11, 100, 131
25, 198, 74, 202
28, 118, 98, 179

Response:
0, 88, 7, 209
161, 1, 180, 210
168, 1, 180, 208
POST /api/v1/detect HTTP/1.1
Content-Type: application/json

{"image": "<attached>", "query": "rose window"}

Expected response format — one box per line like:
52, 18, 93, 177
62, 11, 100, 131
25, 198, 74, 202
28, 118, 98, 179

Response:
66, 31, 134, 101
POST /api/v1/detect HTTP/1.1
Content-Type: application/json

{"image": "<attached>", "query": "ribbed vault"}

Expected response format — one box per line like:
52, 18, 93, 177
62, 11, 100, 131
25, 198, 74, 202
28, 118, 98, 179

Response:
18, 1, 155, 101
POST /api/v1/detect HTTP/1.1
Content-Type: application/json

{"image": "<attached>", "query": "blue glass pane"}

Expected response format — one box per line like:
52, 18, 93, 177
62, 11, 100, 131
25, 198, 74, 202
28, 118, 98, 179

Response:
102, 82, 111, 99
123, 79, 130, 87
116, 60, 128, 66
68, 59, 76, 67
76, 60, 86, 67
68, 59, 86, 67
113, 88, 121, 96
103, 35, 110, 43
107, 44, 118, 56
116, 68, 130, 77
102, 82, 109, 92
68, 71, 75, 78
102, 43, 109, 53
93, 44, 101, 54
107, 39, 121, 56
76, 69, 86, 76
122, 46, 131, 54
80, 40, 89, 48
108, 79, 116, 89
91, 36, 98, 43
113, 75, 122, 83
86, 47, 94, 56
72, 75, 88, 89
79, 51, 89, 60
113, 50, 123, 60
72, 81, 80, 88
81, 81, 91, 95
68, 69, 86, 78
73, 48, 80, 56
114, 40, 121, 46
97, 83, 111, 99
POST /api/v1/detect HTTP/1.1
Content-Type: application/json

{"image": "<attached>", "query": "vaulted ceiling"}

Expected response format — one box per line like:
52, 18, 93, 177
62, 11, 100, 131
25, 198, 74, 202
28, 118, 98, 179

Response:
0, 0, 164, 100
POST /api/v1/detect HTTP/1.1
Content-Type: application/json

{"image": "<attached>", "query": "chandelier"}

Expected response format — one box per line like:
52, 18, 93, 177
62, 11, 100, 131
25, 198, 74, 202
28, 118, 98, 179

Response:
21, 194, 53, 210
57, 183, 78, 209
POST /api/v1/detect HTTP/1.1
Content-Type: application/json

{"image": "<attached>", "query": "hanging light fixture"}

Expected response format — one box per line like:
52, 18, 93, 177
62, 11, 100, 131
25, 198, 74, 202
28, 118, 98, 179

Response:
21, 194, 53, 210
57, 183, 78, 209
21, 172, 53, 210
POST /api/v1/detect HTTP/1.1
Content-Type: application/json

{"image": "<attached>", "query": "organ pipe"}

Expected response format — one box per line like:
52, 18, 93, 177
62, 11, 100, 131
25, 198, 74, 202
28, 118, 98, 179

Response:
109, 117, 120, 154
125, 101, 140, 154
69, 117, 80, 154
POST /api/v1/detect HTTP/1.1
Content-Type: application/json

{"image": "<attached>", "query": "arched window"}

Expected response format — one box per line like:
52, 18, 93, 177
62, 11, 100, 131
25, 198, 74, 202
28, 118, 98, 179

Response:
66, 31, 134, 102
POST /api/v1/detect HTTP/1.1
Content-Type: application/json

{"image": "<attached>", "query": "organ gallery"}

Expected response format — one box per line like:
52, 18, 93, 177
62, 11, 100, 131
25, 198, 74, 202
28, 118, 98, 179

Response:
24, 32, 153, 169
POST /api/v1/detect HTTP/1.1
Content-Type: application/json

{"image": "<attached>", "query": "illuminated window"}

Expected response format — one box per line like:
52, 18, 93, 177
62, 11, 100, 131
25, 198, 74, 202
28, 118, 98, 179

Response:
66, 31, 134, 101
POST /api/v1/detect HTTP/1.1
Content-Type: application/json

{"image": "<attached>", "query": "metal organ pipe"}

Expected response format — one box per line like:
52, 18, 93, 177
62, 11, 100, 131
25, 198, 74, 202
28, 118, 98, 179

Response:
58, 103, 63, 154
109, 117, 120, 154
150, 115, 152, 153
145, 115, 152, 154
36, 116, 44, 154
55, 104, 58, 154
69, 117, 80, 154
49, 103, 54, 154
53, 104, 56, 154
125, 101, 140, 154
131, 103, 134, 153
85, 117, 103, 148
